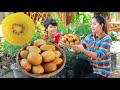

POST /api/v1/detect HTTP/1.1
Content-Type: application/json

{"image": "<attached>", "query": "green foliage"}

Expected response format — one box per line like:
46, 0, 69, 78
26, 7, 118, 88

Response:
75, 12, 92, 23
29, 30, 41, 43
63, 48, 88, 70
2, 39, 24, 57
73, 23, 92, 40
67, 12, 92, 39
0, 38, 4, 53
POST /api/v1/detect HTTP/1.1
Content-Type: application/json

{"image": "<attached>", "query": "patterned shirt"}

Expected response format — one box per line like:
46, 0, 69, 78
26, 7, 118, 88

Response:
82, 32, 112, 77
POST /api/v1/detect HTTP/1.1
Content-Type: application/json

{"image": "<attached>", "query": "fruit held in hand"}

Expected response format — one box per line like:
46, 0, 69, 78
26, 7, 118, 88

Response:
61, 34, 80, 45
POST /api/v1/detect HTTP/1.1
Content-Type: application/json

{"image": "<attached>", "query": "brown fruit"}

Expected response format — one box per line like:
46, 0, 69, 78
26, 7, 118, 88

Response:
68, 34, 74, 37
20, 59, 32, 71
34, 39, 46, 47
40, 44, 55, 51
68, 37, 73, 42
41, 50, 56, 62
69, 42, 74, 45
52, 58, 63, 67
32, 65, 44, 74
20, 50, 29, 59
64, 35, 68, 38
66, 41, 69, 45
27, 52, 42, 65
72, 35, 78, 40
43, 62, 57, 73
53, 50, 61, 58
61, 37, 67, 42
26, 45, 31, 51
29, 46, 41, 53
74, 40, 80, 44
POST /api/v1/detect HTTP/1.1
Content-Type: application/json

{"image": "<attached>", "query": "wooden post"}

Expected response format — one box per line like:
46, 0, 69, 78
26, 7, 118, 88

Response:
106, 12, 110, 35
66, 12, 75, 25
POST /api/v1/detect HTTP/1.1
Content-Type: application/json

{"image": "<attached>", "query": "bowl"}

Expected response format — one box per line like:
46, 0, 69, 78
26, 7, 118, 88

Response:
16, 43, 66, 78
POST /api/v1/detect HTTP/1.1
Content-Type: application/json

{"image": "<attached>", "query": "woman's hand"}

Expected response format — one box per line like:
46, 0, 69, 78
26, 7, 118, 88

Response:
71, 44, 84, 53
58, 41, 68, 48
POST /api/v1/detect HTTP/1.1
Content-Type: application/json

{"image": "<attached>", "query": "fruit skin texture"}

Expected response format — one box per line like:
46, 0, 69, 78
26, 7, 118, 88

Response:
41, 50, 56, 62
43, 62, 57, 73
40, 44, 56, 51
29, 46, 41, 54
20, 50, 29, 59
34, 39, 46, 47
32, 65, 44, 74
20, 59, 32, 71
2, 12, 35, 46
53, 50, 61, 58
51, 58, 63, 67
27, 52, 42, 65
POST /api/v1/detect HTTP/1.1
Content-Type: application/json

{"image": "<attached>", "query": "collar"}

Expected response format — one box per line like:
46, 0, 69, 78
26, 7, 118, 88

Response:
92, 31, 105, 40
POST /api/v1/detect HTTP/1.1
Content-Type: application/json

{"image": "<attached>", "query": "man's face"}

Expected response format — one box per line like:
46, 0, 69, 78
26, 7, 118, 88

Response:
47, 24, 57, 35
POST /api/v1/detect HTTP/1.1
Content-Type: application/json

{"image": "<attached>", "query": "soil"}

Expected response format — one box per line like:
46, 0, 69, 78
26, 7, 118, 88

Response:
0, 54, 15, 78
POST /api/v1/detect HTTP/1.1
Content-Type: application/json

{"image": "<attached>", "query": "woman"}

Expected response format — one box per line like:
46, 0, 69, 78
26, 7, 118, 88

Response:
59, 15, 112, 78
43, 18, 61, 44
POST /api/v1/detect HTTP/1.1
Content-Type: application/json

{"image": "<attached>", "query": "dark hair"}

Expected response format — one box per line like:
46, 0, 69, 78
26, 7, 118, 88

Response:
43, 18, 58, 29
93, 15, 108, 34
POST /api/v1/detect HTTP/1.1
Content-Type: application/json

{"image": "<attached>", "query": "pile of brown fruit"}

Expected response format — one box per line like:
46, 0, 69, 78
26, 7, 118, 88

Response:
17, 39, 65, 75
61, 33, 80, 45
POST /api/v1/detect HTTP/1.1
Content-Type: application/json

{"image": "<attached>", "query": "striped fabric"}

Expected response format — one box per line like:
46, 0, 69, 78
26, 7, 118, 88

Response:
82, 33, 112, 77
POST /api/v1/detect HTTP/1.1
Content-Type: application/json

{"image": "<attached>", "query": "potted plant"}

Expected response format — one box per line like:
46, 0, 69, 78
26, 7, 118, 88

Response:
110, 31, 120, 71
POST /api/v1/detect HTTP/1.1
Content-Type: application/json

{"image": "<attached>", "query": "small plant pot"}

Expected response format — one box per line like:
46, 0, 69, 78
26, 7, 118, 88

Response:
111, 53, 117, 71
11, 63, 30, 78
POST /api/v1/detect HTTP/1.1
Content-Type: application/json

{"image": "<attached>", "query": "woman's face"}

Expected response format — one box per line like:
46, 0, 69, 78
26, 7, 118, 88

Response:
91, 18, 103, 34
47, 24, 57, 35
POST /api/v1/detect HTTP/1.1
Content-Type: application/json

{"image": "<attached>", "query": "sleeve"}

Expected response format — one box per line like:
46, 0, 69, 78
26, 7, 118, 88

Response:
82, 34, 90, 48
96, 38, 112, 61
